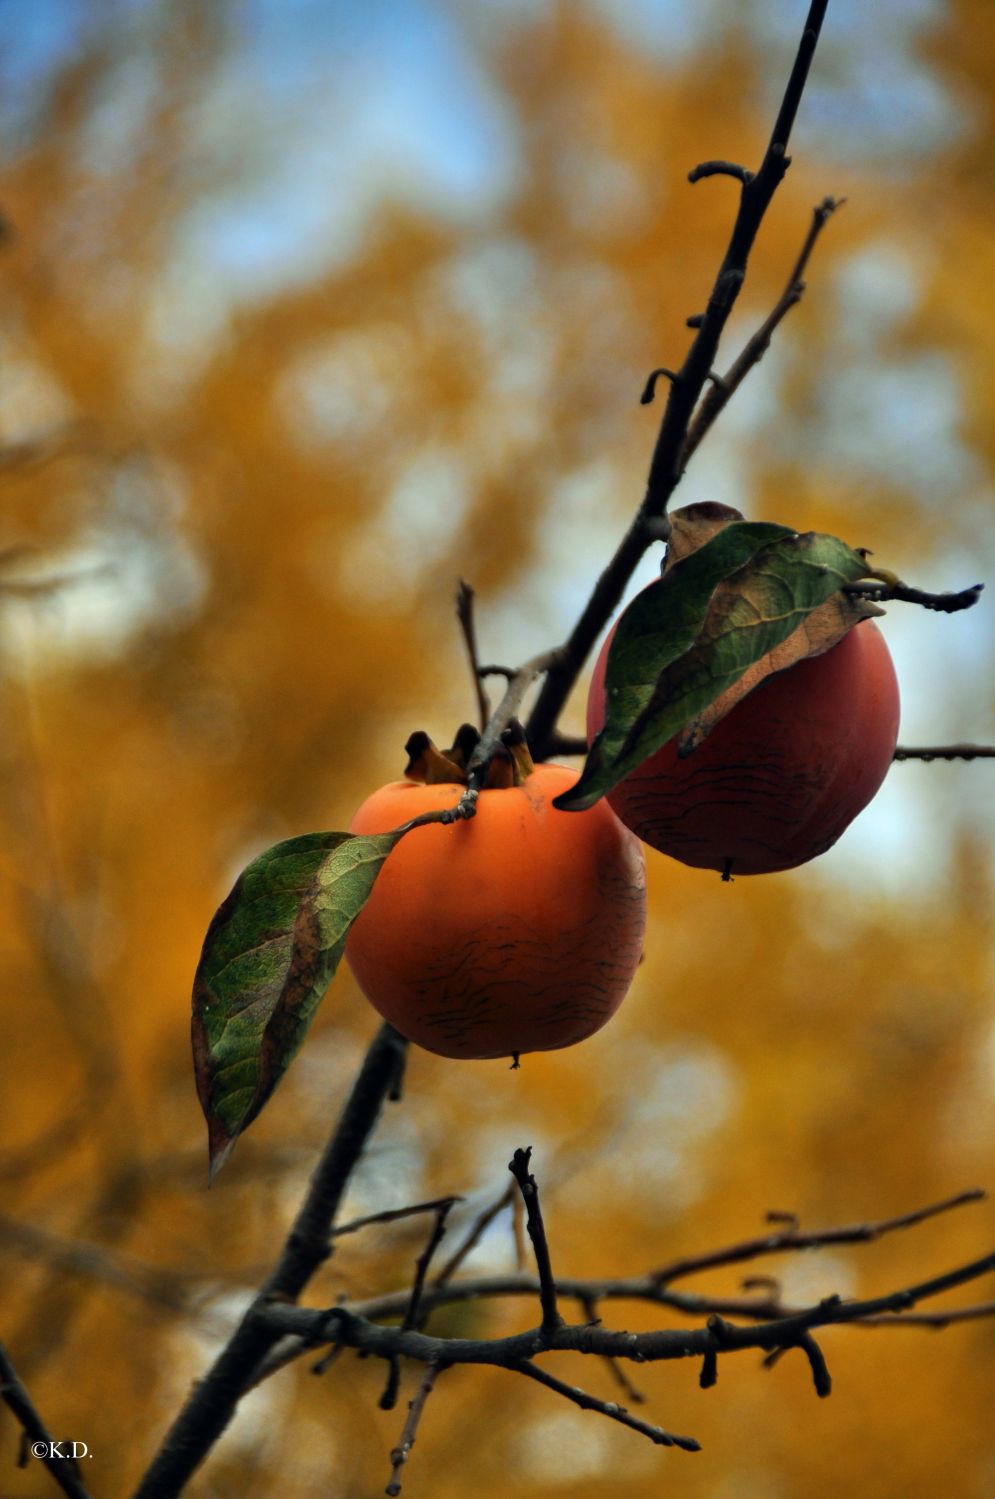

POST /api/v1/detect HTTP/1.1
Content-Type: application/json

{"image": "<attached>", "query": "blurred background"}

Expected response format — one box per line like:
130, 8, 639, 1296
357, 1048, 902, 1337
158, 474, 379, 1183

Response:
1, 0, 994, 1494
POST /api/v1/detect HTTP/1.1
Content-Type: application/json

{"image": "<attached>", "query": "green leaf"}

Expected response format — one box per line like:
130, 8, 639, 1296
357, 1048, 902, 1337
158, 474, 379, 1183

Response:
191, 828, 406, 1179
556, 527, 869, 812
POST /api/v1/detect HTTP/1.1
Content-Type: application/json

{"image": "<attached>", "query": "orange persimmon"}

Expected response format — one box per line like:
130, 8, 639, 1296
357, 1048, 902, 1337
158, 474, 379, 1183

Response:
586, 616, 900, 877
345, 763, 646, 1060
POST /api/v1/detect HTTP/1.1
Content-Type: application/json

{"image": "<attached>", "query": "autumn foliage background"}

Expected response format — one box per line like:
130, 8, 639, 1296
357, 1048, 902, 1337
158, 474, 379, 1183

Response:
2, 2, 994, 1495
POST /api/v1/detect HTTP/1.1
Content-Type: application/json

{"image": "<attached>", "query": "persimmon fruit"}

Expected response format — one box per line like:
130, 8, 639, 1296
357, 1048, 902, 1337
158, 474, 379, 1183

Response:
345, 762, 646, 1060
586, 613, 900, 877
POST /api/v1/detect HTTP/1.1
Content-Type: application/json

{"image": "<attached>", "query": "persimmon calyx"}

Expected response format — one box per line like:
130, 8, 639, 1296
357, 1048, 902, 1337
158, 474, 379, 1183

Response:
402, 719, 536, 789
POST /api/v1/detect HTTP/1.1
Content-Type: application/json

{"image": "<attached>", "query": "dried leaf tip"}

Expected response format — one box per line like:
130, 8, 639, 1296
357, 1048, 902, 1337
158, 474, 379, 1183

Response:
443, 723, 481, 770
501, 719, 535, 783
404, 732, 469, 786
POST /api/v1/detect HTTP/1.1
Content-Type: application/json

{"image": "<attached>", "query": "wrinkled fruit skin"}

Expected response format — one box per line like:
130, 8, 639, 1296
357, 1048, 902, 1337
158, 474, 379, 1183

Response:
587, 617, 900, 876
345, 764, 646, 1060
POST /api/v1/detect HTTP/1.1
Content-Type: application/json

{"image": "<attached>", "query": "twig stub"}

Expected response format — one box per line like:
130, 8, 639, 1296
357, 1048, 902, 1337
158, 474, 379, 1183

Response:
509, 1147, 563, 1333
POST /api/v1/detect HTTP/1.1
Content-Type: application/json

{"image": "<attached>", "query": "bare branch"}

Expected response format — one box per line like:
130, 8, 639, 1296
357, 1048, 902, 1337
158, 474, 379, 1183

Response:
844, 579, 982, 613
513, 1360, 700, 1453
241, 1189, 995, 1416
456, 580, 490, 731
509, 1148, 563, 1333
254, 1187, 990, 1390
0, 1343, 95, 1499
446, 648, 565, 818
333, 1196, 463, 1241
525, 0, 832, 757
688, 159, 753, 186
133, 1022, 408, 1499
682, 196, 843, 465
641, 0, 830, 519
262, 1241, 995, 1366
432, 1182, 517, 1289
402, 1201, 457, 1334
893, 744, 995, 762
649, 1189, 986, 1287
857, 1301, 995, 1329
578, 1292, 646, 1405
385, 1363, 444, 1497
759, 1325, 832, 1396
640, 367, 679, 404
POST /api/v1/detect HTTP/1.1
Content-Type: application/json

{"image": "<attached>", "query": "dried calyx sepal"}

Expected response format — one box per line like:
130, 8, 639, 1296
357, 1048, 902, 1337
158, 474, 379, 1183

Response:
403, 721, 536, 789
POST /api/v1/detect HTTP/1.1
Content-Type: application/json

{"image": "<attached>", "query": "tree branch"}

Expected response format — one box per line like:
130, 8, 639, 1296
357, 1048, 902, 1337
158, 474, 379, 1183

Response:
525, 0, 831, 758
132, 1022, 408, 1499
431, 1181, 517, 1289
332, 1195, 463, 1241
260, 1239, 995, 1376
0, 1342, 95, 1499
455, 580, 490, 732
252, 1186, 990, 1390
509, 1147, 563, 1333
385, 1362, 444, 1497
893, 744, 995, 762
844, 580, 982, 612
449, 648, 565, 816
681, 195, 843, 466
648, 1189, 986, 1287
512, 1360, 700, 1452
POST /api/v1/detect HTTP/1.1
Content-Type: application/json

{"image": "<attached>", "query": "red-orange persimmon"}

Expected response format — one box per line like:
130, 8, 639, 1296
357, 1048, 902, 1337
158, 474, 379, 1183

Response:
345, 764, 646, 1059
587, 615, 900, 877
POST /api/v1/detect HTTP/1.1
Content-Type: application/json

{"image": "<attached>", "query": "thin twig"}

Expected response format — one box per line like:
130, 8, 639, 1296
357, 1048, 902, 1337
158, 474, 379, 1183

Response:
449, 649, 565, 818
456, 580, 490, 731
347, 1274, 995, 1334
688, 159, 753, 186
431, 1182, 517, 1289
512, 1185, 527, 1269
640, 367, 679, 404
843, 580, 982, 613
0, 1343, 95, 1499
243, 1190, 995, 1390
262, 1233, 995, 1363
893, 744, 995, 762
403, 1202, 457, 1334
857, 1302, 995, 1329
333, 1196, 463, 1241
642, 0, 830, 517
650, 1189, 986, 1287
372, 1160, 454, 1407
525, 0, 831, 757
508, 1148, 562, 1333
579, 1293, 646, 1405
682, 195, 843, 465
513, 1360, 701, 1452
385, 1362, 444, 1497
762, 1329, 832, 1396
